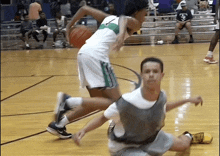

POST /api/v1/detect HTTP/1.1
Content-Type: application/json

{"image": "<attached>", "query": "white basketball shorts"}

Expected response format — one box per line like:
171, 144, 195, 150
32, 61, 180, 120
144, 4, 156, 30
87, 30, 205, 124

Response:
77, 53, 118, 89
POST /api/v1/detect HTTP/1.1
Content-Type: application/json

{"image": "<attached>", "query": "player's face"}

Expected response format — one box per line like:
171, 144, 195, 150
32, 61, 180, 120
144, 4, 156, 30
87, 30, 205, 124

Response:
135, 9, 147, 24
141, 62, 164, 88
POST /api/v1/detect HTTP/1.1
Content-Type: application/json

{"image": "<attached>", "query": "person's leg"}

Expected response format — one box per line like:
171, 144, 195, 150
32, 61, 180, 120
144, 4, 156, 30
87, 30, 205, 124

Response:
46, 89, 119, 139
204, 29, 219, 63
42, 30, 48, 43
208, 30, 219, 52
169, 131, 213, 152
185, 22, 194, 43
169, 134, 191, 151
47, 54, 121, 138
19, 32, 25, 42
42, 30, 48, 48
64, 86, 121, 122
61, 29, 66, 38
53, 30, 59, 43
32, 31, 40, 42
172, 23, 182, 44
24, 31, 31, 48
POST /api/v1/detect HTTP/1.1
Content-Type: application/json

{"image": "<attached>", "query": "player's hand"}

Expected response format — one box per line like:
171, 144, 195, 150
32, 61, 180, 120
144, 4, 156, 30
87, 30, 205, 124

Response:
189, 96, 203, 106
73, 129, 86, 146
112, 34, 124, 52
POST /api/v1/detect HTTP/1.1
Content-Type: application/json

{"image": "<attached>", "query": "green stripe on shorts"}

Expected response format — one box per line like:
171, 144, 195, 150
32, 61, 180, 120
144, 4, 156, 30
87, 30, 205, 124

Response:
101, 61, 118, 88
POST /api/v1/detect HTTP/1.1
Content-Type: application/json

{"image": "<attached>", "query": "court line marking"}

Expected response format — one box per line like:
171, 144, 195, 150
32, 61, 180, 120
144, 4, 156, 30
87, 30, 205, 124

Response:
0, 77, 137, 117
1, 76, 54, 102
1, 64, 142, 146
1, 110, 100, 146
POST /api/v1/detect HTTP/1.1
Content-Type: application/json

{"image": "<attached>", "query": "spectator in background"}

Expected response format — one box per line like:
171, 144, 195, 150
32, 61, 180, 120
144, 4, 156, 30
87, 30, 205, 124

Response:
28, 0, 42, 20
52, 12, 67, 47
60, 0, 72, 18
32, 12, 48, 48
185, 0, 198, 14
14, 0, 29, 21
19, 14, 33, 49
172, 1, 194, 44
176, 0, 186, 11
176, 0, 198, 14
198, 0, 209, 11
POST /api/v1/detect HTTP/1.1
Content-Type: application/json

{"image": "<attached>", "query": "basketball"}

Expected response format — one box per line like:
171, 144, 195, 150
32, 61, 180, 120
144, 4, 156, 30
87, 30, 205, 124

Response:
69, 26, 92, 48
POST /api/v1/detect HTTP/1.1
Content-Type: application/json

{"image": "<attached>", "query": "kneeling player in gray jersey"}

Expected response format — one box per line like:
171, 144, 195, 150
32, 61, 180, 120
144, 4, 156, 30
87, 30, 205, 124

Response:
73, 57, 213, 156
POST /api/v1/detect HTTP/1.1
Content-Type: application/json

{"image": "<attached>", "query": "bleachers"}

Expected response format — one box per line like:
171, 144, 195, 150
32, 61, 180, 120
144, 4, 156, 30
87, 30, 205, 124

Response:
1, 11, 216, 50
125, 12, 216, 45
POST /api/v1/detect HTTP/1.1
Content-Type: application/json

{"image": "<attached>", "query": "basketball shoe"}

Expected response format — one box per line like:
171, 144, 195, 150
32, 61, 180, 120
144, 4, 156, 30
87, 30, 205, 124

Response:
203, 56, 218, 64
183, 131, 213, 144
46, 121, 72, 139
54, 92, 71, 122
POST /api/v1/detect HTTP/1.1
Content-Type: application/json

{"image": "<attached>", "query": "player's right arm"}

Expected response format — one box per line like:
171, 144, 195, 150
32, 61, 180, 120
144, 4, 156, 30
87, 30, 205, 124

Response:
73, 102, 119, 145
73, 114, 108, 145
66, 6, 109, 42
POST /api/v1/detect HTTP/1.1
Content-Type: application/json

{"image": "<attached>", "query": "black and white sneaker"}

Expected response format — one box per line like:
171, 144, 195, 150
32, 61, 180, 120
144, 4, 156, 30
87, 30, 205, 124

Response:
54, 92, 71, 122
46, 121, 72, 139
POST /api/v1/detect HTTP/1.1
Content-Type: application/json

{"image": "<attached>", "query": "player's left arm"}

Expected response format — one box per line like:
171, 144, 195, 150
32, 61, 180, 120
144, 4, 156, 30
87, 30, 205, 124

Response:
166, 96, 203, 112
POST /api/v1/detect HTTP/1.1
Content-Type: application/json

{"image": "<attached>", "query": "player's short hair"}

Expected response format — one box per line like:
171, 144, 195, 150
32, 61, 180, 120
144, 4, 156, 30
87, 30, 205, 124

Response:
140, 57, 164, 73
123, 0, 148, 16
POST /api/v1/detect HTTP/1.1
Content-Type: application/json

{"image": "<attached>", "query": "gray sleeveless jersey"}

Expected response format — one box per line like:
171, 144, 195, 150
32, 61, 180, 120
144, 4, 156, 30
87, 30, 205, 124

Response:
109, 91, 167, 144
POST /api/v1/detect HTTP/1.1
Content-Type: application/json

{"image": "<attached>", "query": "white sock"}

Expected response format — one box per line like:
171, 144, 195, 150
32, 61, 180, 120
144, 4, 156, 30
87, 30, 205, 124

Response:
66, 97, 83, 109
56, 115, 69, 128
184, 133, 193, 140
207, 51, 213, 57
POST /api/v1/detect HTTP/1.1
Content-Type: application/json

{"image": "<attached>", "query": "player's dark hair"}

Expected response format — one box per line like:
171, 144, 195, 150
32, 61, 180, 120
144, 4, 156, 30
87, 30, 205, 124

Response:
141, 57, 164, 73
123, 0, 148, 16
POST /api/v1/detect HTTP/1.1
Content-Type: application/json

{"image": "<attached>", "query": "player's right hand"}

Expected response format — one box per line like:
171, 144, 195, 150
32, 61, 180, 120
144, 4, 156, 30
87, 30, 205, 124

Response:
73, 129, 86, 146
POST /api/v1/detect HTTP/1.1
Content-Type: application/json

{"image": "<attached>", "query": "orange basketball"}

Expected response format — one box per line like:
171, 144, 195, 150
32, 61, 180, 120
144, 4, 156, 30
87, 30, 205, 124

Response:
69, 26, 92, 48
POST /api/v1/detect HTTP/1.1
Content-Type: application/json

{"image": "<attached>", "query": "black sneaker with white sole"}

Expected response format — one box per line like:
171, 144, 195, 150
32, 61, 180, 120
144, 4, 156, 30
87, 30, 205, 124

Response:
54, 92, 71, 122
46, 121, 72, 139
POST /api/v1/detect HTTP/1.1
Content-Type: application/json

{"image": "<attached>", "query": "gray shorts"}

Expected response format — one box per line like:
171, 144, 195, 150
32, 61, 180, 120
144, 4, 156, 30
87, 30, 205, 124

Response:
110, 130, 174, 156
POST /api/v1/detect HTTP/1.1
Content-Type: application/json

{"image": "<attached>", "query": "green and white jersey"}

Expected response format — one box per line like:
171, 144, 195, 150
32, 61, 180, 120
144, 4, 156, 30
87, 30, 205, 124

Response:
78, 15, 129, 62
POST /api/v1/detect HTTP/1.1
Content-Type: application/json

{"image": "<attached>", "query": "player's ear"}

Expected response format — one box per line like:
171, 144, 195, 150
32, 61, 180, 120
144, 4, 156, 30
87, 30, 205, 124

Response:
161, 73, 165, 79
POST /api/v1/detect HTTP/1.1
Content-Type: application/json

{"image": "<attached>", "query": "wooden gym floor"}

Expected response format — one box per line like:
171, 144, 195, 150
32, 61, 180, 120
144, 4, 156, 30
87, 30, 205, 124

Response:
1, 43, 219, 156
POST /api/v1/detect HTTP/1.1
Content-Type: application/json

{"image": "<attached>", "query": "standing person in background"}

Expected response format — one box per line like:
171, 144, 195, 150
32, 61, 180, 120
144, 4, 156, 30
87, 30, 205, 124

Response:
172, 1, 194, 44
28, 0, 42, 20
60, 0, 72, 18
19, 14, 33, 49
52, 12, 68, 47
203, 0, 219, 64
32, 12, 48, 49
14, 0, 29, 21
